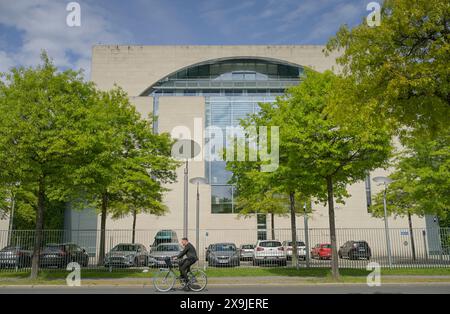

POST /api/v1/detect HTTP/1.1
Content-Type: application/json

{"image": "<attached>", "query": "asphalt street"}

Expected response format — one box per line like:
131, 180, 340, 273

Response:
0, 283, 449, 294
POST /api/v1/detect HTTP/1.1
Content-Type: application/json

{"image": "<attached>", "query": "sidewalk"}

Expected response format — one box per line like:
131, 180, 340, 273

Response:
2, 275, 450, 287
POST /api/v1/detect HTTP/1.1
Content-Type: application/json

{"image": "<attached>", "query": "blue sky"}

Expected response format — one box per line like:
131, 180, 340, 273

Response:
0, 0, 374, 77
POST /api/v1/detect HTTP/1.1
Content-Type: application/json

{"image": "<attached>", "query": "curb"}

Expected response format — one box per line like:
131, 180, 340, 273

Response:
1, 282, 450, 289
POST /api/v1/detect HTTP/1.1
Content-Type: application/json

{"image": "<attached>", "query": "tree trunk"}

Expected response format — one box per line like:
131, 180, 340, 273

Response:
408, 212, 416, 261
271, 212, 275, 240
132, 208, 137, 244
289, 192, 299, 269
326, 176, 340, 280
30, 177, 45, 280
98, 192, 108, 266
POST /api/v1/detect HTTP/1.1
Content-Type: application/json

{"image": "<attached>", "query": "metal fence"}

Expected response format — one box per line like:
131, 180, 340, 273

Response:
0, 228, 449, 272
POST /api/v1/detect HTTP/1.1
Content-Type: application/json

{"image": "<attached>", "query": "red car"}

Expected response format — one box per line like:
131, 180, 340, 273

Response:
311, 243, 332, 260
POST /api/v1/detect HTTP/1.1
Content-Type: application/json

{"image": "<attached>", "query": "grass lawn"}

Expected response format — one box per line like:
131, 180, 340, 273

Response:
1, 267, 450, 282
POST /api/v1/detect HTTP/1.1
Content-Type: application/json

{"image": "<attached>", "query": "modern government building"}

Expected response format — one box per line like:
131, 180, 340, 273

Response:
0, 45, 442, 255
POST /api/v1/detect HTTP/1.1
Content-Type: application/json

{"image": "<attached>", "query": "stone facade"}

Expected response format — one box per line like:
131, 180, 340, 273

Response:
90, 45, 425, 237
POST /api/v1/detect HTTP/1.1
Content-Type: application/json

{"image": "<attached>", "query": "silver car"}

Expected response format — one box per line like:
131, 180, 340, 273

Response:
282, 241, 307, 261
104, 243, 148, 268
239, 244, 255, 261
148, 243, 182, 267
208, 243, 240, 267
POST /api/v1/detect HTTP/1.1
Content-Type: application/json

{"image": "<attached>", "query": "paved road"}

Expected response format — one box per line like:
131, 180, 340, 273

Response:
1, 283, 449, 294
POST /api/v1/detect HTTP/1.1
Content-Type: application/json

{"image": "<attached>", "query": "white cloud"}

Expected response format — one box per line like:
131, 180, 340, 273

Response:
0, 50, 15, 74
0, 0, 131, 78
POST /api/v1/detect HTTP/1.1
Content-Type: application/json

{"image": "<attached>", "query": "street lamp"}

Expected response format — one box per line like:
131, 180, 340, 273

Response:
303, 202, 311, 268
189, 177, 208, 252
172, 139, 201, 238
373, 176, 393, 268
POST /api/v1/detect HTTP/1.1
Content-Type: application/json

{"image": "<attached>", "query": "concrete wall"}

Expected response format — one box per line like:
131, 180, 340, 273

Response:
0, 217, 9, 231
91, 45, 340, 96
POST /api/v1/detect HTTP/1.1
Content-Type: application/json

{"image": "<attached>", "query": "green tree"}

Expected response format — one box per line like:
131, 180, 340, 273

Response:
0, 53, 97, 279
270, 70, 393, 278
370, 173, 421, 260
109, 116, 178, 243
326, 0, 450, 137
371, 132, 450, 223
70, 88, 178, 265
227, 108, 318, 268
235, 188, 289, 240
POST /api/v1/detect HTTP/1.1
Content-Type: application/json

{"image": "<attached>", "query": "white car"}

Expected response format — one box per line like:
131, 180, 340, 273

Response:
253, 240, 287, 266
282, 241, 307, 261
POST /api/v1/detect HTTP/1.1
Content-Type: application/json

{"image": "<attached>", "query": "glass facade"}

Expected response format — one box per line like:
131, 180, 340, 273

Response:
146, 58, 302, 214
365, 174, 372, 211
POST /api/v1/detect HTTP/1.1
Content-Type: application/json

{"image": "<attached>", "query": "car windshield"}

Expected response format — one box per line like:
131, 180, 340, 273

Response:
321, 244, 331, 248
260, 241, 281, 248
288, 241, 305, 246
213, 244, 236, 251
112, 244, 137, 252
0, 246, 20, 251
355, 242, 368, 247
44, 245, 63, 252
155, 244, 179, 252
156, 230, 174, 238
241, 245, 254, 249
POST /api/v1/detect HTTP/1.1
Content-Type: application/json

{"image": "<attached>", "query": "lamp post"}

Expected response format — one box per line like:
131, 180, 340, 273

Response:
7, 194, 15, 246
373, 176, 393, 268
189, 177, 208, 252
171, 139, 201, 239
303, 202, 310, 268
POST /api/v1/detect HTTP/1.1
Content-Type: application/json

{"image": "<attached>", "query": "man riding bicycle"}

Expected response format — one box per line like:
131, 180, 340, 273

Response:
175, 237, 198, 289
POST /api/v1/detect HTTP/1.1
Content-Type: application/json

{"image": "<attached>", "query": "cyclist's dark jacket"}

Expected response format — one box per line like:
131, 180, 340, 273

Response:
177, 242, 198, 261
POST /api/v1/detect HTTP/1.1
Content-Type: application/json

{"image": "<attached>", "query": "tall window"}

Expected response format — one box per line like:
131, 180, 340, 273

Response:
365, 174, 372, 211
147, 58, 303, 214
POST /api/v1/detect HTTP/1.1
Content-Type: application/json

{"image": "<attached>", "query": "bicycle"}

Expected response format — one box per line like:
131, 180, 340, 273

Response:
153, 257, 207, 292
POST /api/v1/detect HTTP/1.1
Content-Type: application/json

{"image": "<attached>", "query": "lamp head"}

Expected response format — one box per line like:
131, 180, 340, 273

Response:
372, 176, 393, 185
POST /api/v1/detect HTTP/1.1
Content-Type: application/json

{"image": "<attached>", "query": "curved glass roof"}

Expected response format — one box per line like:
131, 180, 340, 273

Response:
141, 58, 303, 95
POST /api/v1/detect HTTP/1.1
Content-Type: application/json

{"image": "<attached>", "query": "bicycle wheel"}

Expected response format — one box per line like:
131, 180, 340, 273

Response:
188, 269, 208, 292
153, 269, 176, 292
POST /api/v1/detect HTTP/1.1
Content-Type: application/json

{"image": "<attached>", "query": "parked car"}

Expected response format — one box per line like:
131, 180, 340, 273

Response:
239, 244, 255, 261
338, 241, 371, 260
282, 241, 306, 261
148, 243, 182, 267
150, 230, 178, 249
0, 245, 32, 268
207, 243, 240, 267
253, 240, 287, 266
104, 243, 148, 268
311, 243, 332, 260
40, 243, 89, 268
205, 244, 215, 262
